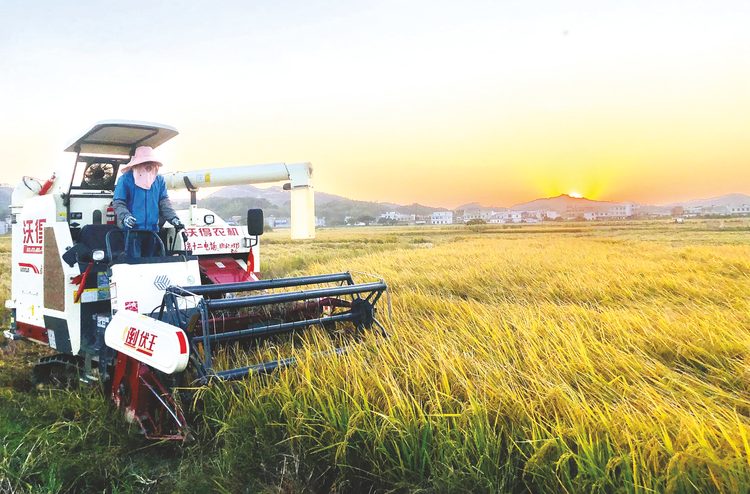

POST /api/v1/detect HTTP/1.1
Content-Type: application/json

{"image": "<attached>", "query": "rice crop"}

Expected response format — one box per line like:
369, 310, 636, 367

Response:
194, 234, 750, 492
2, 226, 750, 492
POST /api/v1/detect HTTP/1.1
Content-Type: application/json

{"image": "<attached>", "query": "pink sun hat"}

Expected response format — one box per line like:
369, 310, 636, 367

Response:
120, 146, 163, 174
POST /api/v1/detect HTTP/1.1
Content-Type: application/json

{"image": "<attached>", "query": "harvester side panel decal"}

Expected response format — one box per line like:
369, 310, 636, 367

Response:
17, 263, 41, 274
105, 310, 189, 374
184, 226, 244, 254
12, 194, 58, 333
22, 218, 45, 254
43, 227, 65, 311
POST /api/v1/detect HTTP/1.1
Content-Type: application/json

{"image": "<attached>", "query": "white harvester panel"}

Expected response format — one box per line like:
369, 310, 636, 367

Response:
109, 258, 200, 316
104, 311, 189, 374
12, 197, 52, 331
9, 195, 82, 350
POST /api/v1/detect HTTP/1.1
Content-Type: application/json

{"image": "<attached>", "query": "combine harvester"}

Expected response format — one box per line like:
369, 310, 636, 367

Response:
4, 120, 389, 439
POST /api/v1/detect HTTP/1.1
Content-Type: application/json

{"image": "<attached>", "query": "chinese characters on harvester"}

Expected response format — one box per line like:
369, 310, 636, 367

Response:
184, 227, 242, 253
124, 326, 158, 357
22, 219, 46, 254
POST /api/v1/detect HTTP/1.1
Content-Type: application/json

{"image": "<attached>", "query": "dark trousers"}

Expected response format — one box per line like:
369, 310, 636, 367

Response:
126, 234, 157, 258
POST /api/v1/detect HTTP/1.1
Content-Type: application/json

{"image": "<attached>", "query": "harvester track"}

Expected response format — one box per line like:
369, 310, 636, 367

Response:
33, 354, 108, 387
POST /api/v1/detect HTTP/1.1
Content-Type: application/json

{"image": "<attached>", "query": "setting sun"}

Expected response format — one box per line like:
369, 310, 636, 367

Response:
569, 191, 583, 199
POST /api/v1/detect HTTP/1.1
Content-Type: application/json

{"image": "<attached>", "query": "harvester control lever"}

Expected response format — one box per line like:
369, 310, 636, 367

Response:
171, 217, 184, 231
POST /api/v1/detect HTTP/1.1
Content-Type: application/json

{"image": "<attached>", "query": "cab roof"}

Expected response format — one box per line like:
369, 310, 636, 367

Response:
64, 120, 179, 156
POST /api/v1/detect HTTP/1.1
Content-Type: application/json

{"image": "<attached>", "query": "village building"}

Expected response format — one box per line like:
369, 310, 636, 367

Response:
463, 209, 496, 222
488, 214, 505, 224
430, 211, 453, 224
502, 211, 523, 223
380, 212, 416, 223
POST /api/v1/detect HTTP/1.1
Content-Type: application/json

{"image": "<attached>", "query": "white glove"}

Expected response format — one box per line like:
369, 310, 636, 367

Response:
171, 217, 184, 231
123, 215, 137, 229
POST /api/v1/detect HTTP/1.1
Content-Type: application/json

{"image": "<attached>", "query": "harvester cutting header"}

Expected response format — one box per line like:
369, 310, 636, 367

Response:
5, 120, 389, 439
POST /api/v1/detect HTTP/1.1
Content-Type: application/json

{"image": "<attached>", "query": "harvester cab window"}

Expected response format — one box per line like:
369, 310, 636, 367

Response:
67, 157, 127, 241
71, 158, 123, 191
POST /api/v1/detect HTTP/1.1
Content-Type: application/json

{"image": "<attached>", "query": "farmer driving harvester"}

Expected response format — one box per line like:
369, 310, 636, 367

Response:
5, 120, 389, 440
113, 146, 184, 256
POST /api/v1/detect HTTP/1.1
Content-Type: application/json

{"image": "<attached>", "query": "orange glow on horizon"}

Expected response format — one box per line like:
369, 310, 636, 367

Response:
0, 3, 748, 210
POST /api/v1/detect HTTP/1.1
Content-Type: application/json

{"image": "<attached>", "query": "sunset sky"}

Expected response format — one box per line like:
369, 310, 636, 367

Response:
1, 1, 748, 209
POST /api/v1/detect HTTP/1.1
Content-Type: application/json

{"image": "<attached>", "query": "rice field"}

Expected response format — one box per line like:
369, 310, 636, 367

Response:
2, 221, 750, 492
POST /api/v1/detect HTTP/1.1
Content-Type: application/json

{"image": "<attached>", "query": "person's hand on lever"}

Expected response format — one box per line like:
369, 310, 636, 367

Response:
171, 217, 185, 232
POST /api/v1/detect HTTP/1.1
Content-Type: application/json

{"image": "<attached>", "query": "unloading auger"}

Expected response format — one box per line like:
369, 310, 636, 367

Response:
4, 120, 390, 440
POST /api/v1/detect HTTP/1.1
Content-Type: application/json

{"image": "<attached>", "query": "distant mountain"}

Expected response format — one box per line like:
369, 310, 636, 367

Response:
395, 203, 450, 215
455, 202, 482, 210
636, 204, 670, 215
196, 185, 445, 225
664, 193, 750, 208
508, 194, 620, 213
204, 184, 342, 206
455, 202, 507, 212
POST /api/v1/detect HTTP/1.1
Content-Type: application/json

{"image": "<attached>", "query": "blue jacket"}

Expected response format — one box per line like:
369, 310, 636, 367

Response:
113, 171, 169, 232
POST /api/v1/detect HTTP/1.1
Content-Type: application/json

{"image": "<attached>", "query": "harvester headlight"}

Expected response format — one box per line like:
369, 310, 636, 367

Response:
204, 214, 215, 225
92, 250, 105, 262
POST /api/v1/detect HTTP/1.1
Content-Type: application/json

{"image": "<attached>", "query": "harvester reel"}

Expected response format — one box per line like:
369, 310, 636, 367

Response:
349, 298, 376, 334
161, 272, 390, 386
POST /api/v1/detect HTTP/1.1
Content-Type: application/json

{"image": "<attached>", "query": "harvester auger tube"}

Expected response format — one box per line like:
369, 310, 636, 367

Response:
159, 271, 390, 385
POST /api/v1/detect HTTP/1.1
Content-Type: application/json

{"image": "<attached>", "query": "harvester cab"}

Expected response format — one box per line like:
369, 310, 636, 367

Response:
5, 120, 389, 440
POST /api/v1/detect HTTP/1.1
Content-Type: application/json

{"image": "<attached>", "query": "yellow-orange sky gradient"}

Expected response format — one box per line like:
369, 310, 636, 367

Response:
1, 1, 748, 209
